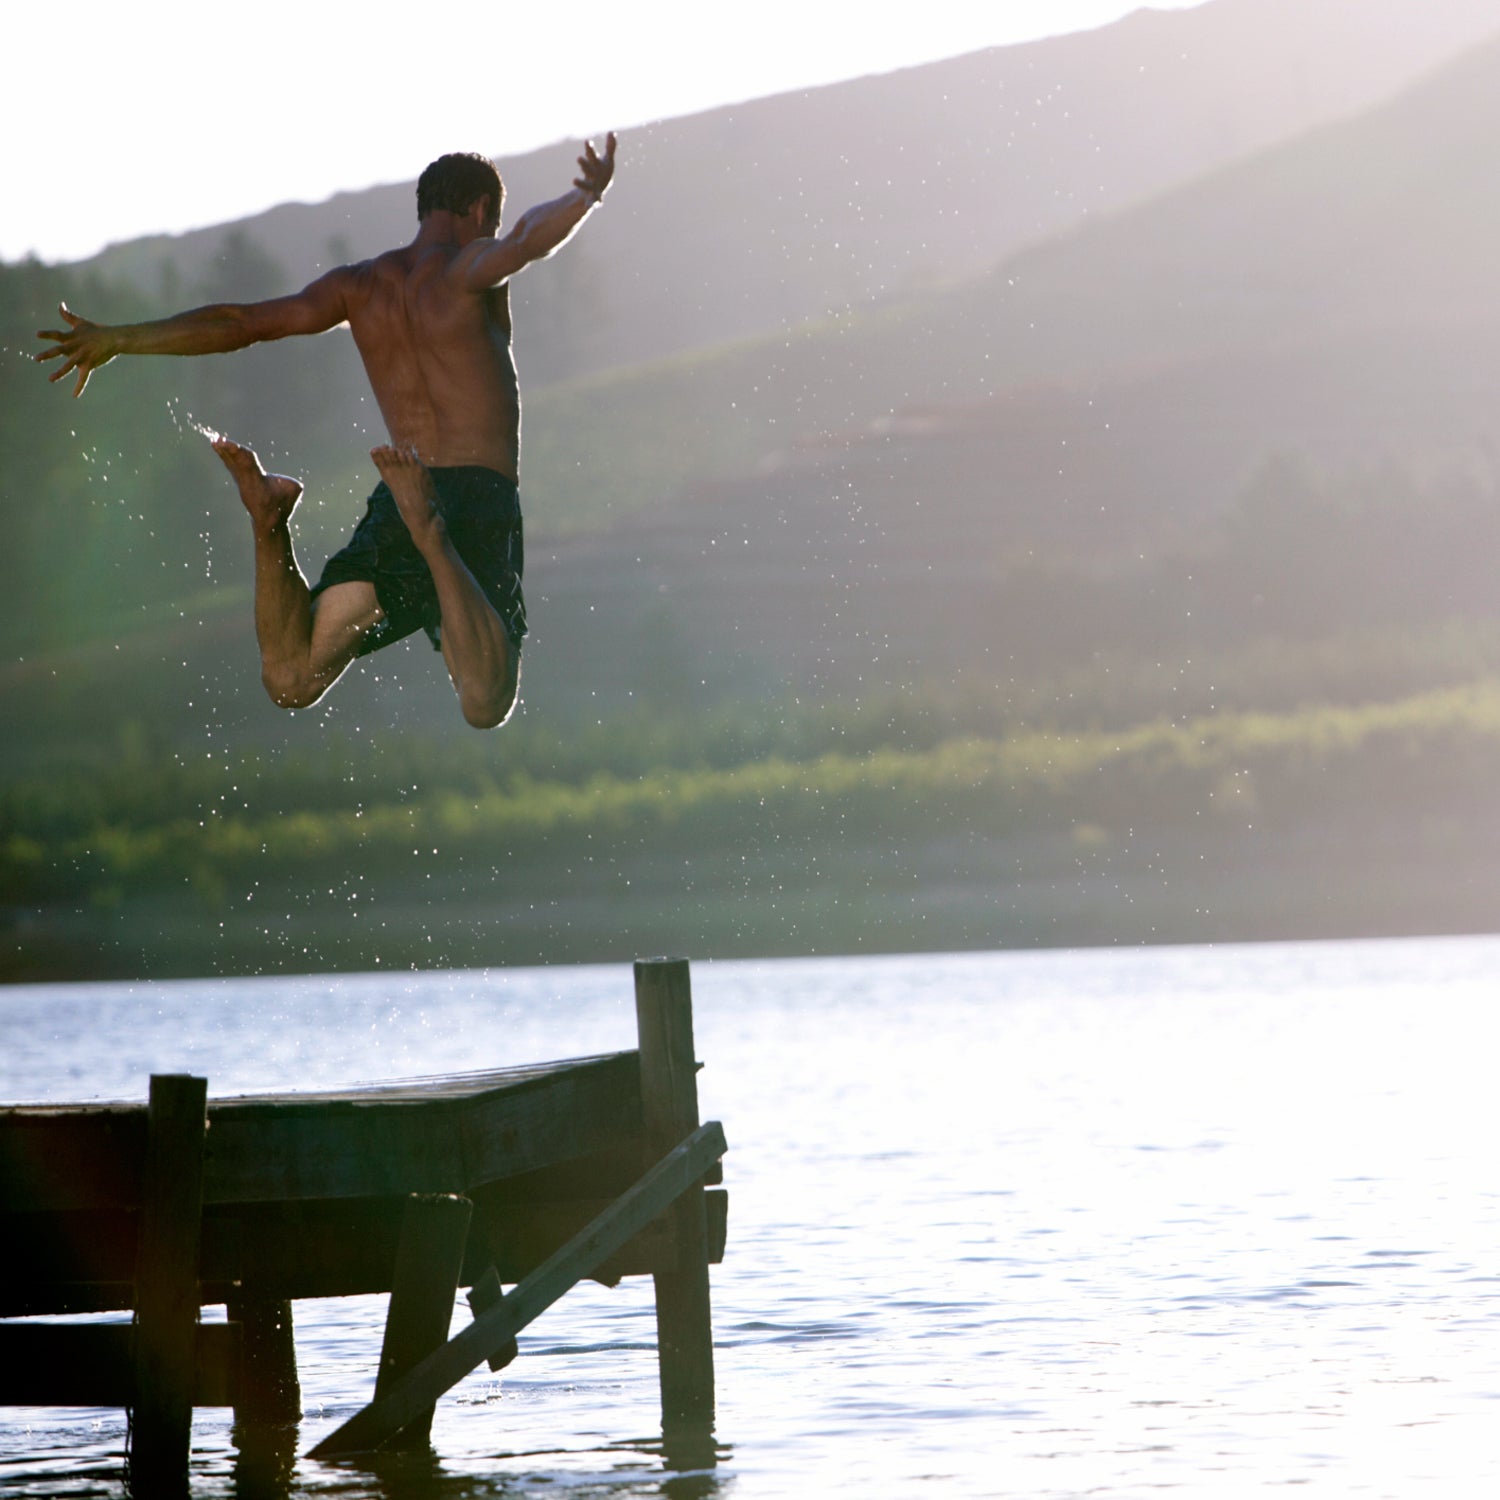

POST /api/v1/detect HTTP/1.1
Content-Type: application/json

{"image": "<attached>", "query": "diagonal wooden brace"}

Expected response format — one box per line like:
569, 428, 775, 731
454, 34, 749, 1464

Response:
307, 1120, 727, 1458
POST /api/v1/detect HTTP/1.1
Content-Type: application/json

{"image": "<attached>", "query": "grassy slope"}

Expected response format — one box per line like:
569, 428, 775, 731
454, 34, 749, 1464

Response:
8, 679, 1500, 978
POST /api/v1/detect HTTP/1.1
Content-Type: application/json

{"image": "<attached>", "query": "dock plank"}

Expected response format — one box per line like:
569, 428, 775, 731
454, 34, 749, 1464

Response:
0, 1323, 240, 1407
0, 1189, 728, 1315
0, 1053, 640, 1213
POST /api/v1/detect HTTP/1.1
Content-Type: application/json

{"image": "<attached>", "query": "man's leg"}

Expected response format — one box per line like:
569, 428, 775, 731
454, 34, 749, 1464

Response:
370, 445, 518, 729
213, 437, 378, 709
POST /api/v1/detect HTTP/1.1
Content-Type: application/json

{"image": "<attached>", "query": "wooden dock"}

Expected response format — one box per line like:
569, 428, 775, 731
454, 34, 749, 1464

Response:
0, 957, 727, 1492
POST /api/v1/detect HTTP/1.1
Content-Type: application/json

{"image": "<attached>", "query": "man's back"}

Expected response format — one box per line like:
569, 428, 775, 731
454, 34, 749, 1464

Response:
342, 242, 521, 479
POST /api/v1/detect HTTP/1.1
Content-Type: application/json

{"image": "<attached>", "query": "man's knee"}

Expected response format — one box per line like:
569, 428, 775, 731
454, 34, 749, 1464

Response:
262, 665, 328, 712
461, 681, 517, 730
459, 662, 519, 730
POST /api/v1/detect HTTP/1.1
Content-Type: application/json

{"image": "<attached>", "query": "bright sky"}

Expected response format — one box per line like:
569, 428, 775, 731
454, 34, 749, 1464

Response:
8, 0, 1208, 266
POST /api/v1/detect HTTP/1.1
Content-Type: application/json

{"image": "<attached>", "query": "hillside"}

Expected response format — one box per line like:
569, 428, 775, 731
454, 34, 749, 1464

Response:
518, 20, 1500, 714
7, 4, 1500, 704
9, 7, 1500, 732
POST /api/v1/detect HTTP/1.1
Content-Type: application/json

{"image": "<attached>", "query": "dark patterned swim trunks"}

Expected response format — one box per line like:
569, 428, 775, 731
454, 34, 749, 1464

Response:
310, 466, 527, 658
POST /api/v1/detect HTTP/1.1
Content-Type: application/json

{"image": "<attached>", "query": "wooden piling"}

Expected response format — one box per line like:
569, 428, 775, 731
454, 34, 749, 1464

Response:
375, 1194, 473, 1448
227, 1293, 300, 1425
634, 958, 716, 1435
128, 1073, 208, 1494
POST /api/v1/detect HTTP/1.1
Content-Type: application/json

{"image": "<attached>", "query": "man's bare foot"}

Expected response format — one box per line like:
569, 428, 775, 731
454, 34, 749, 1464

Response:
211, 435, 303, 531
371, 444, 443, 546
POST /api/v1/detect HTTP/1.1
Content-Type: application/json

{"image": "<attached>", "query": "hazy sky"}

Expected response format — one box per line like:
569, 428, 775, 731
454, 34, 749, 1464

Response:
8, 1, 1208, 266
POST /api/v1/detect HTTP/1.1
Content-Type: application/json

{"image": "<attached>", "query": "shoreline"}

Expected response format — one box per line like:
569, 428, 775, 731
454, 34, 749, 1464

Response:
8, 825, 1499, 983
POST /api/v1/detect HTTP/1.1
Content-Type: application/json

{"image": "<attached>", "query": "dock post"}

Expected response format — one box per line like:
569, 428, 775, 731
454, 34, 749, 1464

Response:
634, 958, 716, 1438
375, 1193, 473, 1448
128, 1073, 208, 1496
227, 1294, 301, 1425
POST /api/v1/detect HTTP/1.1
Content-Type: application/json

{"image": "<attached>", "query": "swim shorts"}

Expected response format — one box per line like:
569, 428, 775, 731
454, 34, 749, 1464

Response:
310, 466, 527, 658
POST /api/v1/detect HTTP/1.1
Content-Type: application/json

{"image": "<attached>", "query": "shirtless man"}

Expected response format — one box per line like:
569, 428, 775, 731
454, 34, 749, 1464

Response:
36, 135, 616, 729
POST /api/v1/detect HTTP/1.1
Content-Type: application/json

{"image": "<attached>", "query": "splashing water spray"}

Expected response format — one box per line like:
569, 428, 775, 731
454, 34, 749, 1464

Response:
166, 397, 222, 445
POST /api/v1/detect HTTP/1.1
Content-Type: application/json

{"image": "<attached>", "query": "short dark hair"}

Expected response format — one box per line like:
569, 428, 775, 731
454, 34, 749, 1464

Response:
416, 153, 504, 220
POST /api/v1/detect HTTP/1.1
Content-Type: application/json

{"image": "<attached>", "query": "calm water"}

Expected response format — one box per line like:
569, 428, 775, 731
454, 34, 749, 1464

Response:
3, 936, 1500, 1497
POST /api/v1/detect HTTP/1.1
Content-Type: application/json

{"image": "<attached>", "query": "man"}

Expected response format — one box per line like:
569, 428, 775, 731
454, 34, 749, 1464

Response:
36, 135, 617, 729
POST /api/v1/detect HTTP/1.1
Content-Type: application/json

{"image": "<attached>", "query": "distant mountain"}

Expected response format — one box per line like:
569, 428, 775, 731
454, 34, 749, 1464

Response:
504, 11, 1500, 550
74, 0, 1500, 392
514, 20, 1500, 714
946, 23, 1500, 377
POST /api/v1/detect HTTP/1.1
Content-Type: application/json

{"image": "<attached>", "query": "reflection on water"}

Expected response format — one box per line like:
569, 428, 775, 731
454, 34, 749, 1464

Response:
4, 936, 1500, 1496
232, 1422, 300, 1500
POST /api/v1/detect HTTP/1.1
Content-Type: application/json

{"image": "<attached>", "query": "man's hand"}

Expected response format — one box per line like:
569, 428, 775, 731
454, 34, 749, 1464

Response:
574, 133, 617, 204
35, 304, 119, 398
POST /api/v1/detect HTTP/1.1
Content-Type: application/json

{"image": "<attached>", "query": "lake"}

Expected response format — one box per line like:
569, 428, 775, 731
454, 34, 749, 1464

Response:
3, 935, 1500, 1496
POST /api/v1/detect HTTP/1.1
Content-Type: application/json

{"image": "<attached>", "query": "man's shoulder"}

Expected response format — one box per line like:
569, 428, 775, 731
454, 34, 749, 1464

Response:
355, 247, 414, 279
364, 243, 475, 288
331, 249, 422, 308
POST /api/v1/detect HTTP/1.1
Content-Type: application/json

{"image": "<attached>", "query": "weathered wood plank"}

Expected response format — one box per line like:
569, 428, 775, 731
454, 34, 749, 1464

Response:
204, 1052, 640, 1205
0, 1187, 729, 1314
0, 1206, 137, 1300
308, 1121, 727, 1458
0, 1053, 640, 1213
465, 1187, 730, 1288
0, 1281, 136, 1317
0, 1322, 239, 1407
0, 1109, 147, 1213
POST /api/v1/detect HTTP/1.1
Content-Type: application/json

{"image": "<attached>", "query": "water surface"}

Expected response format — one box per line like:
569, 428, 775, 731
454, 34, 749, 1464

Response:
3, 936, 1499, 1496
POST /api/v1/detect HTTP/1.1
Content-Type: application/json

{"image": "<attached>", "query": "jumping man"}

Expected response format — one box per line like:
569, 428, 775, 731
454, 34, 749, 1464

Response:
36, 135, 617, 728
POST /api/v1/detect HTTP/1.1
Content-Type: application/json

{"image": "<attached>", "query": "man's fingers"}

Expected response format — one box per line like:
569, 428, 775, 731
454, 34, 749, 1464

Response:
35, 308, 98, 394
573, 132, 616, 200
579, 132, 617, 169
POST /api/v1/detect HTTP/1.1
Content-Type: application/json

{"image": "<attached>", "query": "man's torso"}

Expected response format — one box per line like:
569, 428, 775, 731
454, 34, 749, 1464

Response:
342, 247, 520, 479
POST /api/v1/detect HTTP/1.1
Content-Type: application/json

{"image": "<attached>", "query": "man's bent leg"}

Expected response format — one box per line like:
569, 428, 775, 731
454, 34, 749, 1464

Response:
213, 436, 373, 709
370, 445, 518, 729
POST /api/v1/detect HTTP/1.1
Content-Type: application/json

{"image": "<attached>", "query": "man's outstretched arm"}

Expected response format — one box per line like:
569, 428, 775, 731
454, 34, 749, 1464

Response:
461, 133, 617, 290
35, 268, 352, 397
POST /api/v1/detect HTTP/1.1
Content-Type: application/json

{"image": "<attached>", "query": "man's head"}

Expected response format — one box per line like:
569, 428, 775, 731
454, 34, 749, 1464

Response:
417, 153, 504, 231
